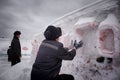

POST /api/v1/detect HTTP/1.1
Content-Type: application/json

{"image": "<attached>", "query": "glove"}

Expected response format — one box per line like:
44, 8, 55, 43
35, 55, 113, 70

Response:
74, 40, 83, 49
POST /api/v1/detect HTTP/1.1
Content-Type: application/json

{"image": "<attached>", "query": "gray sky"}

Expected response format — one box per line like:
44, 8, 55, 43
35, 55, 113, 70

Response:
0, 0, 97, 39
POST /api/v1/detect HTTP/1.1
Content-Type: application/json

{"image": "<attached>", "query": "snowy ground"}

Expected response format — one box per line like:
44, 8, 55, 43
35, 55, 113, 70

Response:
0, 56, 11, 76
0, 0, 120, 80
0, 55, 31, 80
0, 50, 120, 80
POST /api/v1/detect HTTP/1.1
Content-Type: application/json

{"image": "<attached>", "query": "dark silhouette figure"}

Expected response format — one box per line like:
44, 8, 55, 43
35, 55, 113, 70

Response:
10, 31, 21, 66
31, 25, 83, 80
7, 46, 12, 62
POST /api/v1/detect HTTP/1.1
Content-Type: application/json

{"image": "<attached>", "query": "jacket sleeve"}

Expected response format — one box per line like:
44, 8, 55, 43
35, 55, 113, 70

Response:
57, 45, 76, 60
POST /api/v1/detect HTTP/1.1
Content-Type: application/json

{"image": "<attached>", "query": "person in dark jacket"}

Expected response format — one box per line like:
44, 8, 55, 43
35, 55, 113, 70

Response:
10, 31, 21, 66
31, 25, 83, 80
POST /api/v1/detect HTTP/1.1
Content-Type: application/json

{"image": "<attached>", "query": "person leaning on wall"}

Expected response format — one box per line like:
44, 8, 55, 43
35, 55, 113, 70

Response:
31, 25, 83, 80
10, 31, 21, 66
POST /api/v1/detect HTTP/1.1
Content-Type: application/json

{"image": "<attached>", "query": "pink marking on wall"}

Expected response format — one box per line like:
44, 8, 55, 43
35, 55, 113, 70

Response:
98, 28, 114, 56
22, 47, 28, 51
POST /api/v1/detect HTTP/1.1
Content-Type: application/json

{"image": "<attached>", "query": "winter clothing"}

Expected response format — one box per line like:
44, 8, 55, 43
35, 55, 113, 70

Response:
31, 40, 76, 80
44, 25, 62, 40
10, 35, 21, 66
53, 74, 74, 80
73, 40, 83, 49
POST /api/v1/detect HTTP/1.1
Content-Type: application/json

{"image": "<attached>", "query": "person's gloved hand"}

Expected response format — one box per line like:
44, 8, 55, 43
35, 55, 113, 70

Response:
74, 40, 83, 49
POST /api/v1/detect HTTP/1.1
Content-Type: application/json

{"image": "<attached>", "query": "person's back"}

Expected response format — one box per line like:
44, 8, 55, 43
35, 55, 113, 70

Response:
31, 25, 83, 80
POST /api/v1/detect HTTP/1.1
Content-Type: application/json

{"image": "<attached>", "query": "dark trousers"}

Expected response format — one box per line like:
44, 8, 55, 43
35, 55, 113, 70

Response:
31, 68, 52, 80
11, 58, 21, 66
31, 71, 74, 80
54, 74, 74, 80
31, 68, 74, 80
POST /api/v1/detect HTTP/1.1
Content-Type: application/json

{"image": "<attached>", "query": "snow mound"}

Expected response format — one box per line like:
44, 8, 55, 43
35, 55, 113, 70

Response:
0, 62, 32, 80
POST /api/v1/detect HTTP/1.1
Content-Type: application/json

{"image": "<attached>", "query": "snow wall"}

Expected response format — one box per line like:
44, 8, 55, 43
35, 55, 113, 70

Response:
0, 0, 120, 80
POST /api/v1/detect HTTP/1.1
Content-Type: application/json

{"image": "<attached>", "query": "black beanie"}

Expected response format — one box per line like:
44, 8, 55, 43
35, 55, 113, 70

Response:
44, 25, 62, 40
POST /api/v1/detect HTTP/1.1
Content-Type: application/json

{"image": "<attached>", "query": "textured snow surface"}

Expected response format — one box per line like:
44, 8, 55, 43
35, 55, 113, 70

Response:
0, 0, 120, 80
0, 62, 31, 80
